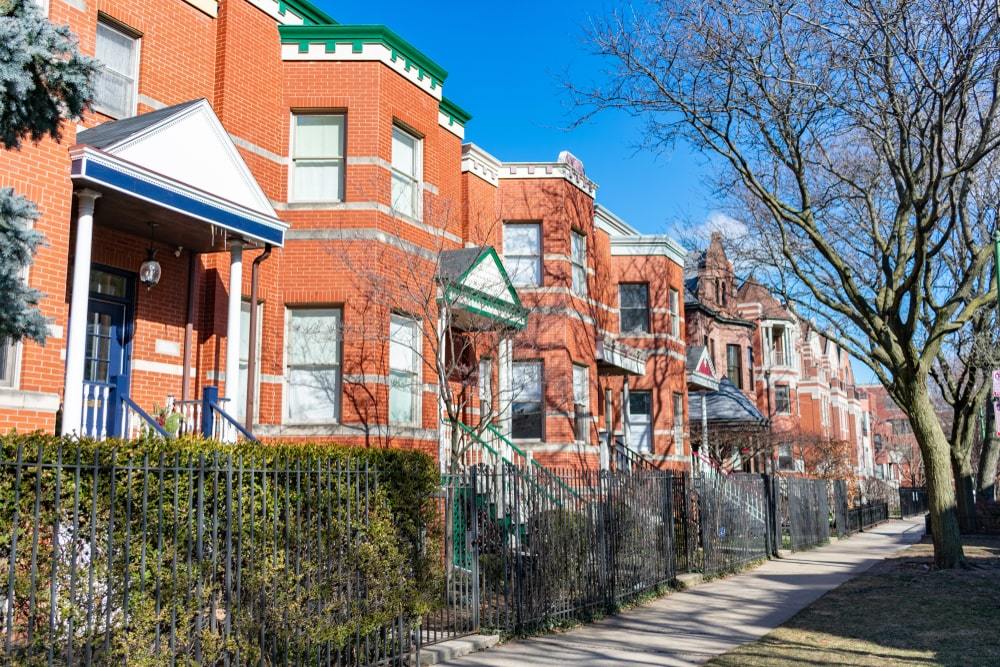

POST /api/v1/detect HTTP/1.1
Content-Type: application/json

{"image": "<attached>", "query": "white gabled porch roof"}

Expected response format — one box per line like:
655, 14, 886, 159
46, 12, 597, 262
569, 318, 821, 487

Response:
70, 98, 286, 249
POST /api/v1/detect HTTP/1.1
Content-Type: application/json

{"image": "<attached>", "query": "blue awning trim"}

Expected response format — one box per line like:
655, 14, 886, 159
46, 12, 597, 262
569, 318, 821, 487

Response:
72, 151, 285, 247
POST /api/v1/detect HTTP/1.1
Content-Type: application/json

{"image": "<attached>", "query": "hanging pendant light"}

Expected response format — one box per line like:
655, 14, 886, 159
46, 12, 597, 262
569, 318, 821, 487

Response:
139, 222, 162, 289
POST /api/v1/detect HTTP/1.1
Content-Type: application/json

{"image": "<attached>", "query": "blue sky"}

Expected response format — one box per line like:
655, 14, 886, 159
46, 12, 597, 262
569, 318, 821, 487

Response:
316, 0, 718, 236
315, 1, 878, 383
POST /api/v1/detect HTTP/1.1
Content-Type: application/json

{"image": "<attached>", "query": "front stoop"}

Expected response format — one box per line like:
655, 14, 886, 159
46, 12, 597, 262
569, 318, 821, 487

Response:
417, 634, 500, 665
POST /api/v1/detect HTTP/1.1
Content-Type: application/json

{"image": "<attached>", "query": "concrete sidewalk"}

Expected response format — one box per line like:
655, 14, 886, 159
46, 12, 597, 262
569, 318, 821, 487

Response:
441, 517, 925, 666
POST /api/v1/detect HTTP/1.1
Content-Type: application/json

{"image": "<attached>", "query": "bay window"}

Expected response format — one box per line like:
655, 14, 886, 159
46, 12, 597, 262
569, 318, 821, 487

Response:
391, 126, 421, 219
503, 223, 541, 287
291, 114, 345, 202
512, 361, 543, 439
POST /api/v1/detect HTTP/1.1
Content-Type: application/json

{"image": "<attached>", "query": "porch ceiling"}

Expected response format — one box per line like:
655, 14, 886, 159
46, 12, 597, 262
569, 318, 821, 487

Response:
73, 182, 246, 253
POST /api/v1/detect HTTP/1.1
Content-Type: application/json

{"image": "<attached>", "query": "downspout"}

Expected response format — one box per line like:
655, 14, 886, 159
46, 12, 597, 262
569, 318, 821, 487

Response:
181, 251, 198, 402
244, 244, 272, 432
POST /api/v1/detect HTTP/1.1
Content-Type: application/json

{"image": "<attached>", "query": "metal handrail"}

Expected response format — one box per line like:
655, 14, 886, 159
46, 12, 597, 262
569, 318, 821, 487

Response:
121, 395, 170, 439
210, 401, 258, 442
484, 423, 583, 500
454, 421, 568, 506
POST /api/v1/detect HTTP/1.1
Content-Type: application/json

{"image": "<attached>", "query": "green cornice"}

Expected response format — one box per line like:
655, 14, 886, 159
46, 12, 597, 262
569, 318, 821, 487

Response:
279, 24, 449, 90
279, 0, 336, 25
440, 97, 472, 127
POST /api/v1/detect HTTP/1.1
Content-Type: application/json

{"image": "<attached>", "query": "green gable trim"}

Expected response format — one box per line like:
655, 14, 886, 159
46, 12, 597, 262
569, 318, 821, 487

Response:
441, 247, 528, 330
279, 24, 448, 90
444, 285, 528, 330
440, 97, 472, 127
278, 0, 336, 25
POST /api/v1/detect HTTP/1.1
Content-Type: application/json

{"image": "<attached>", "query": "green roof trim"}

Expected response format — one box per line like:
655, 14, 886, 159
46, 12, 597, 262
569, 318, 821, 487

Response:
279, 24, 449, 90
439, 97, 472, 127
278, 0, 336, 25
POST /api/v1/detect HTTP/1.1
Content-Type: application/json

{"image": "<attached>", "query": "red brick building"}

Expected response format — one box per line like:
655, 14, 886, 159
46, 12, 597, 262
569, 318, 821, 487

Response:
861, 384, 926, 485
0, 0, 689, 471
684, 234, 876, 477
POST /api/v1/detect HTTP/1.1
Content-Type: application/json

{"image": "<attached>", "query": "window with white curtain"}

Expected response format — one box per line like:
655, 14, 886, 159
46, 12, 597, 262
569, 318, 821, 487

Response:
391, 126, 421, 219
389, 314, 421, 426
285, 308, 341, 424
571, 231, 587, 296
291, 114, 345, 202
503, 223, 541, 287
93, 18, 139, 118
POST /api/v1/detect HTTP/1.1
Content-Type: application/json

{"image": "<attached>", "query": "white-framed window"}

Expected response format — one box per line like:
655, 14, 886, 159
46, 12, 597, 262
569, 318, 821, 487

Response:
512, 361, 543, 440
572, 363, 589, 409
573, 363, 590, 442
669, 288, 680, 337
571, 230, 587, 297
290, 114, 345, 202
503, 223, 541, 287
391, 125, 422, 219
619, 283, 650, 333
673, 392, 685, 453
389, 314, 422, 426
93, 17, 140, 119
0, 338, 18, 388
774, 384, 791, 414
285, 308, 342, 424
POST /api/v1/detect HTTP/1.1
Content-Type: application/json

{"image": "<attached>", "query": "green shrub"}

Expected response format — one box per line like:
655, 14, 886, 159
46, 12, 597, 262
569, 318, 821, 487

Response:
0, 433, 441, 664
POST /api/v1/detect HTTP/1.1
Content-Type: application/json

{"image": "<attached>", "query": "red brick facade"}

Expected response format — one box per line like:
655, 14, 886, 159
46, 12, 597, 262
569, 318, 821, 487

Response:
1, 0, 690, 472
685, 234, 876, 477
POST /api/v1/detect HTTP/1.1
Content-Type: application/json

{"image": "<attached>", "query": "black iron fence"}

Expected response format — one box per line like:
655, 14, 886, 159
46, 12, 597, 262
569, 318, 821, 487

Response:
777, 477, 830, 551
899, 487, 928, 517
427, 465, 681, 638
0, 445, 417, 666
697, 472, 771, 574
847, 501, 890, 532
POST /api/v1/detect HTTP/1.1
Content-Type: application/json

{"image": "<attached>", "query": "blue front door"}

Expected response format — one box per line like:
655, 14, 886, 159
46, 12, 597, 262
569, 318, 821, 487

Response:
83, 269, 133, 438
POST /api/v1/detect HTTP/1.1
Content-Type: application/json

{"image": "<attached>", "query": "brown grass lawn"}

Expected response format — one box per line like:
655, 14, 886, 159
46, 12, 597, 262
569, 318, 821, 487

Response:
708, 535, 1000, 667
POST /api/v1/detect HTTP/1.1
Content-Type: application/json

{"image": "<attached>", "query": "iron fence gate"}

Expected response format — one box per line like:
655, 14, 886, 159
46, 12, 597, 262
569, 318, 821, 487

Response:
781, 477, 831, 551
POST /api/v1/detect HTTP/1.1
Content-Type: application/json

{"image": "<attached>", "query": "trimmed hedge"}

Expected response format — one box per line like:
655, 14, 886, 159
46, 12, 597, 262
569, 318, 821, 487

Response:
0, 433, 441, 665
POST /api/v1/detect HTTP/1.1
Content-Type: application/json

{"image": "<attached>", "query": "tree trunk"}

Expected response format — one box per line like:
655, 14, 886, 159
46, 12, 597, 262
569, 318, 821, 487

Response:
978, 407, 999, 503
950, 450, 977, 533
908, 384, 965, 568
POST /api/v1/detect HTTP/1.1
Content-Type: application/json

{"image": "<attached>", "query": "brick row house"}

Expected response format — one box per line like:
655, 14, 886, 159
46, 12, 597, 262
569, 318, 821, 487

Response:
684, 233, 877, 478
0, 0, 690, 471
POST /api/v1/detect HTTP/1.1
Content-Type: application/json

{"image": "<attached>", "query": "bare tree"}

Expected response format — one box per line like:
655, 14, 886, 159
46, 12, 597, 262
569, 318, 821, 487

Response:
930, 308, 999, 531
578, 0, 1000, 567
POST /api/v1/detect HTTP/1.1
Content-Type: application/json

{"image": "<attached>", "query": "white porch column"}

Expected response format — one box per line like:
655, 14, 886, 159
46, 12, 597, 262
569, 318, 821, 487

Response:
437, 303, 449, 470
498, 337, 512, 438
225, 240, 243, 413
61, 190, 101, 436
621, 378, 631, 449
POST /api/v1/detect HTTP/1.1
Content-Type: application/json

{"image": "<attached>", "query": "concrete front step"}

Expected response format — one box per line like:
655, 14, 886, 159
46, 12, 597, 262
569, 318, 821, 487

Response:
417, 634, 500, 665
